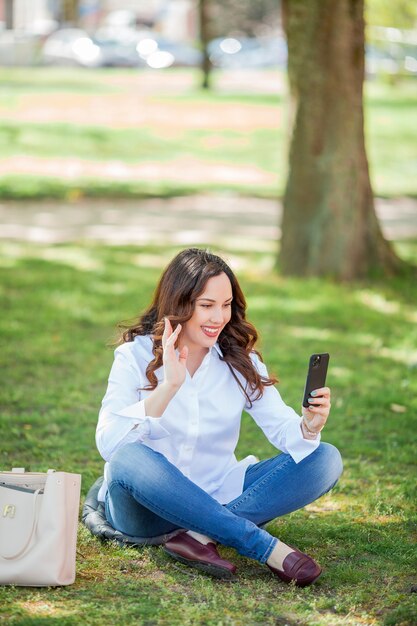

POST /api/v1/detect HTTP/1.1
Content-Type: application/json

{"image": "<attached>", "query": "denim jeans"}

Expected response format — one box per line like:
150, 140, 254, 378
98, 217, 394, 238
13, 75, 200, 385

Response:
105, 441, 343, 564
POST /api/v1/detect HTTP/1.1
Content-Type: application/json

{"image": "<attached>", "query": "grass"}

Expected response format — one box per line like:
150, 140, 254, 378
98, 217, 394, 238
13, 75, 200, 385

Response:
0, 67, 416, 199
364, 80, 417, 198
0, 239, 416, 625
0, 122, 280, 171
0, 176, 277, 202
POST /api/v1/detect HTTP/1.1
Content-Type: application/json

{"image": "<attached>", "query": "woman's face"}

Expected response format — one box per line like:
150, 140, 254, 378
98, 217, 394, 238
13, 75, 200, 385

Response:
180, 272, 233, 354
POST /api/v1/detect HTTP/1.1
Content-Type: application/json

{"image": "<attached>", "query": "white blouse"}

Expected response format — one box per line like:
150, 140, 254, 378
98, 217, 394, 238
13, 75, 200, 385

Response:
96, 335, 320, 504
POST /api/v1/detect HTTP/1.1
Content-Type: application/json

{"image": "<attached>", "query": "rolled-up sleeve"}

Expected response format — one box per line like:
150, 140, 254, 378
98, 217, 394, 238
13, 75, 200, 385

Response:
96, 347, 170, 461
245, 355, 320, 463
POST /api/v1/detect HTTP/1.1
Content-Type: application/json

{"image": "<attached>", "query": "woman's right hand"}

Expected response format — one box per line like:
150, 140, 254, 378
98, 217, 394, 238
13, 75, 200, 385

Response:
162, 318, 188, 389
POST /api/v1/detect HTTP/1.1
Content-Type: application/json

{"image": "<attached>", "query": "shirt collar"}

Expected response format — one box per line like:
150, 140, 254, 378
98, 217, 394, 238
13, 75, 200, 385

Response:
213, 342, 223, 357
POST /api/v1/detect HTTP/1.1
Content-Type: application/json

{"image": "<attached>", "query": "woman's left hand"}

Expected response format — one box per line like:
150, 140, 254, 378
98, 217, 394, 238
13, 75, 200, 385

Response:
301, 387, 331, 434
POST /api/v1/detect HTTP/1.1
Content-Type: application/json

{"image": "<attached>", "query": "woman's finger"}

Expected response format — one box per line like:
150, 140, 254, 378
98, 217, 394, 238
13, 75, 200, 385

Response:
309, 408, 327, 417
166, 323, 181, 341
309, 400, 330, 409
307, 398, 330, 408
163, 317, 169, 333
162, 317, 171, 346
308, 397, 328, 407
179, 345, 188, 364
311, 387, 330, 397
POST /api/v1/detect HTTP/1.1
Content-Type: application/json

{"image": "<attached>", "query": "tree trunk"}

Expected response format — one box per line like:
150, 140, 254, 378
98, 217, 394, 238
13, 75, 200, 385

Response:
5, 0, 14, 29
280, 0, 401, 279
199, 0, 212, 90
61, 0, 79, 26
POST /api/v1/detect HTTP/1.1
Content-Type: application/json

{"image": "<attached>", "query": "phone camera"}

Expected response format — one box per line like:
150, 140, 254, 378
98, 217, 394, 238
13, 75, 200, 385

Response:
313, 356, 321, 367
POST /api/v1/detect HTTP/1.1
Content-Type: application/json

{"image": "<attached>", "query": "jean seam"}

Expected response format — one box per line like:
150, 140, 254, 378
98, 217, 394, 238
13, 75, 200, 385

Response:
229, 455, 294, 512
105, 490, 180, 541
260, 536, 279, 564
108, 479, 265, 560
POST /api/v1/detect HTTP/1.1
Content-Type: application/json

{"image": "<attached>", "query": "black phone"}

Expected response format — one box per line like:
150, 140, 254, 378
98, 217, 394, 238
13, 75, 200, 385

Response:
302, 353, 330, 408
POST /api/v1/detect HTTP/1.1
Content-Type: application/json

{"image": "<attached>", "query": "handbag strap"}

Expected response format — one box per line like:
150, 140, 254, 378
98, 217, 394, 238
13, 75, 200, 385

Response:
11, 468, 55, 474
0, 489, 42, 561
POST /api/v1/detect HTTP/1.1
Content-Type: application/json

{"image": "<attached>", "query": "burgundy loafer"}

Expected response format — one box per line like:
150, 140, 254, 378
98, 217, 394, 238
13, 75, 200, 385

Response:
164, 532, 237, 580
267, 547, 322, 587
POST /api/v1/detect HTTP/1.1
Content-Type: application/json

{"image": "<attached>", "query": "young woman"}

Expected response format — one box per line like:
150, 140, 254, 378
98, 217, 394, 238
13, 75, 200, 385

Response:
96, 248, 342, 585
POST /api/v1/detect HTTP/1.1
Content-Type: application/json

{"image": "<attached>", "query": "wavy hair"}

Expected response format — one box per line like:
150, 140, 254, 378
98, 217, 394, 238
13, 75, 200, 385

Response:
117, 248, 277, 404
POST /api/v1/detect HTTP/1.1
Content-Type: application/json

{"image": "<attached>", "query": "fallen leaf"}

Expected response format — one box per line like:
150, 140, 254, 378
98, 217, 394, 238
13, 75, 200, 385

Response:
390, 403, 407, 413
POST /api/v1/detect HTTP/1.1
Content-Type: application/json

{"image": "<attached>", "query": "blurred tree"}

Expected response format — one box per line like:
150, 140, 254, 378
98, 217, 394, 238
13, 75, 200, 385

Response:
279, 0, 401, 279
60, 0, 79, 26
199, 0, 212, 89
198, 0, 280, 89
210, 0, 280, 36
5, 0, 14, 29
366, 0, 417, 28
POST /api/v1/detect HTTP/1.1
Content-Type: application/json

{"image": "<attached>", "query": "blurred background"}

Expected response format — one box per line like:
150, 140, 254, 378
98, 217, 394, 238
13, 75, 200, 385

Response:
0, 0, 416, 251
0, 0, 416, 74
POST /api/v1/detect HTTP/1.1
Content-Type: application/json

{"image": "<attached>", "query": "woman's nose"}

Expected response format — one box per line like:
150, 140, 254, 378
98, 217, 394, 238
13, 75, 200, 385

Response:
209, 308, 223, 323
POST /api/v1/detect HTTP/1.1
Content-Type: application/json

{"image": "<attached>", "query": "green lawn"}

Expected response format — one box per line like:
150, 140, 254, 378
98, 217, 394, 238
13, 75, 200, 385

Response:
0, 240, 416, 625
0, 68, 416, 199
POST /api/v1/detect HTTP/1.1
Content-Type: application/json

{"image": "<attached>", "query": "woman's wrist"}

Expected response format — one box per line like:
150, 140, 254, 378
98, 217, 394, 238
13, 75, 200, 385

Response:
300, 418, 320, 439
144, 380, 181, 417
162, 380, 182, 393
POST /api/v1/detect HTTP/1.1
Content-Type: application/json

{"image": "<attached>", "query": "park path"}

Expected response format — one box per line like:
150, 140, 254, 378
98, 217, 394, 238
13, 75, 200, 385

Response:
1, 195, 416, 248
0, 156, 274, 186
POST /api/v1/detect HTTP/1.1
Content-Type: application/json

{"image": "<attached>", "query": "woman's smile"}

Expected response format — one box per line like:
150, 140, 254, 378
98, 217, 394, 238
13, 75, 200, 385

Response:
201, 325, 222, 338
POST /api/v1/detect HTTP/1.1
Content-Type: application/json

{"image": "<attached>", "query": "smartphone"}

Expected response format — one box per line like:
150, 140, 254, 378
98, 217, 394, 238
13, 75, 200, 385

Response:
302, 353, 330, 408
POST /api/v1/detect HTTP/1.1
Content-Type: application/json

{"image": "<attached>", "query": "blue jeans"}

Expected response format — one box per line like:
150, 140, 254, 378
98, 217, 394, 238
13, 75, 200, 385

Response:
105, 442, 343, 564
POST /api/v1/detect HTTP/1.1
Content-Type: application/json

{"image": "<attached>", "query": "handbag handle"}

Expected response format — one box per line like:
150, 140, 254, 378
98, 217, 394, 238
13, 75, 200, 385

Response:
0, 489, 42, 561
11, 468, 55, 474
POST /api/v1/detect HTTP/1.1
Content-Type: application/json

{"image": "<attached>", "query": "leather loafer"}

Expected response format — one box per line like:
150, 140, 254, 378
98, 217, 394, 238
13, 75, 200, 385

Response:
164, 532, 237, 580
267, 547, 322, 587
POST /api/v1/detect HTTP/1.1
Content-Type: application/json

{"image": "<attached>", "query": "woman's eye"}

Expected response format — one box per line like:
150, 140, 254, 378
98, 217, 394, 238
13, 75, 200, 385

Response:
201, 304, 211, 308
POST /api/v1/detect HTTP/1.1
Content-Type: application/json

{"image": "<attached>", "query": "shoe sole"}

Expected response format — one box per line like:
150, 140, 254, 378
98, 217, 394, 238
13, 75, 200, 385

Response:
163, 548, 237, 581
275, 568, 322, 587
296, 570, 322, 587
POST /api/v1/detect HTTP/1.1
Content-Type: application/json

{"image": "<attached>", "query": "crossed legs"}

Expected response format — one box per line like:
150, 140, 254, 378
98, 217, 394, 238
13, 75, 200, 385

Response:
105, 441, 343, 564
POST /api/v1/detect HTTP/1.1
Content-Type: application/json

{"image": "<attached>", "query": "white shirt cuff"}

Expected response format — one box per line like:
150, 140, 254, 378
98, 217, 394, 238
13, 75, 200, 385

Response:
115, 401, 170, 440
284, 418, 321, 463
142, 416, 170, 440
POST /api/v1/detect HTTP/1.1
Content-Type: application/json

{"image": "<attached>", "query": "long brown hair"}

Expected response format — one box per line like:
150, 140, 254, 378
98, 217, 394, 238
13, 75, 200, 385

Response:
117, 248, 277, 404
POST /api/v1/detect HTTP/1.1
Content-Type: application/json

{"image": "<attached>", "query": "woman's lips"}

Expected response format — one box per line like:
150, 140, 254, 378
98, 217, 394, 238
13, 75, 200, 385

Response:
201, 326, 221, 338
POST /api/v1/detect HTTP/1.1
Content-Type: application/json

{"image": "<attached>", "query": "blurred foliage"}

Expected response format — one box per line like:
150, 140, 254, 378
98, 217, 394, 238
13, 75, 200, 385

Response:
205, 1, 417, 37
366, 0, 417, 28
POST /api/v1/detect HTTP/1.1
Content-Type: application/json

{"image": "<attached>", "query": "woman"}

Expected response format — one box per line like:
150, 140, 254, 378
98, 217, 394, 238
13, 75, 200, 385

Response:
96, 248, 342, 586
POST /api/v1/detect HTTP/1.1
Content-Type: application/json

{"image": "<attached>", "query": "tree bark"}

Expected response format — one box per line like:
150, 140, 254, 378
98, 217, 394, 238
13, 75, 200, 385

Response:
61, 0, 79, 26
280, 0, 401, 279
5, 0, 14, 29
199, 0, 212, 90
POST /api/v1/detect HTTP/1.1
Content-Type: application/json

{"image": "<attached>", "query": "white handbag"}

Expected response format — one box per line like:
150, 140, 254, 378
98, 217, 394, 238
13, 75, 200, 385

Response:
0, 468, 81, 586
